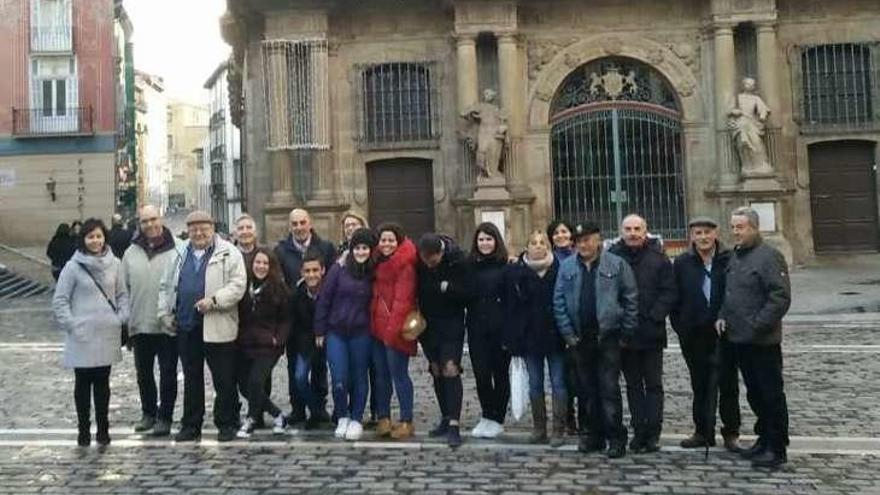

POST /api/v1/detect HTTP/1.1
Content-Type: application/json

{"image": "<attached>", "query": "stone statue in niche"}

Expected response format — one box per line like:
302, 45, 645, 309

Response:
460, 89, 509, 179
728, 77, 773, 175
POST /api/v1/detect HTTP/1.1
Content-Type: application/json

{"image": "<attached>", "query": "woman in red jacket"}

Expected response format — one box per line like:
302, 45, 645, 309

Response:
236, 247, 290, 438
370, 223, 418, 439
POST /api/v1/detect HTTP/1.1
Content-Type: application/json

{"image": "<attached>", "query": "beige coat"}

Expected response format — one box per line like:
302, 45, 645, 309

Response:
157, 235, 247, 343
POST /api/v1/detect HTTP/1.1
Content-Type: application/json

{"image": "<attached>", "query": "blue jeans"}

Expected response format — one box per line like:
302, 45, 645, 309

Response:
525, 352, 568, 401
372, 338, 414, 422
293, 353, 322, 418
326, 332, 372, 422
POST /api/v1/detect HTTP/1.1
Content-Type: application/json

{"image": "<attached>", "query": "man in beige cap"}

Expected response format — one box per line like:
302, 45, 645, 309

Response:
158, 210, 247, 442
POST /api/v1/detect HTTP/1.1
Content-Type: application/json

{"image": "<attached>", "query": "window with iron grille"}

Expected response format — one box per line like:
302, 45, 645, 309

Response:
261, 39, 330, 150
356, 62, 441, 149
801, 43, 879, 130
232, 159, 243, 201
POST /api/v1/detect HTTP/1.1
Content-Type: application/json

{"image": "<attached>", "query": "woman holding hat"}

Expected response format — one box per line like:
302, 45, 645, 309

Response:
315, 227, 377, 441
370, 223, 418, 440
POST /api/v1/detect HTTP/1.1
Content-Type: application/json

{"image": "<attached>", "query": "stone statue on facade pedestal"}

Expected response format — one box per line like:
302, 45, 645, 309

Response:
728, 77, 773, 176
461, 89, 509, 179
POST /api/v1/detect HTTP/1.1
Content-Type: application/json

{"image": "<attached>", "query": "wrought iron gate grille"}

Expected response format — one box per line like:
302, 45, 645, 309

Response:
551, 105, 687, 241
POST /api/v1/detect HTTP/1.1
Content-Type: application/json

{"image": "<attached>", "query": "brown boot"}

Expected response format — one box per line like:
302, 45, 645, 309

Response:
723, 434, 743, 453
376, 418, 392, 438
390, 421, 415, 440
550, 396, 567, 447
530, 397, 548, 444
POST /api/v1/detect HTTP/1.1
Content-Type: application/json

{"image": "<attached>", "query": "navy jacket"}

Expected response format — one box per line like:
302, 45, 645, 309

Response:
608, 238, 677, 349
505, 254, 564, 357
314, 259, 372, 337
275, 231, 337, 289
466, 257, 509, 340
416, 237, 471, 321
289, 280, 318, 356
670, 242, 731, 338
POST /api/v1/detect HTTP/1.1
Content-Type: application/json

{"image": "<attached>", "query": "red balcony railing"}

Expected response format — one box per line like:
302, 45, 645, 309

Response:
12, 106, 94, 137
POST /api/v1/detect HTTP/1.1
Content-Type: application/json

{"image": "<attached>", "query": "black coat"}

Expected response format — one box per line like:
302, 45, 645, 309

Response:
416, 236, 470, 324
504, 254, 564, 357
288, 280, 318, 356
46, 235, 75, 269
719, 239, 791, 345
275, 231, 337, 289
670, 243, 731, 338
465, 257, 508, 340
609, 238, 677, 349
237, 282, 291, 359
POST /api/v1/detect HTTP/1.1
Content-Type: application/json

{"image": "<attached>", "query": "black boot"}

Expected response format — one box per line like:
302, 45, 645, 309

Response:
607, 440, 626, 459
446, 424, 462, 449
751, 449, 786, 468
629, 430, 646, 454
550, 397, 567, 448
96, 419, 111, 446
577, 435, 606, 453
740, 439, 767, 459
77, 421, 91, 447
530, 397, 548, 444
429, 418, 449, 438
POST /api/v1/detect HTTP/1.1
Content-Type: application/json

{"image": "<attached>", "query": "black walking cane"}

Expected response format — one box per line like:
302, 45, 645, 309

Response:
702, 337, 723, 461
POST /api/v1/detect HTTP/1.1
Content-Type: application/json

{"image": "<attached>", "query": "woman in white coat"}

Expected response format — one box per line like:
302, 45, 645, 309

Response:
52, 218, 129, 447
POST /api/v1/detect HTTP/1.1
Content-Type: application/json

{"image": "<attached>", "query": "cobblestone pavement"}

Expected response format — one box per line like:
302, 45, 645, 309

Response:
0, 297, 879, 494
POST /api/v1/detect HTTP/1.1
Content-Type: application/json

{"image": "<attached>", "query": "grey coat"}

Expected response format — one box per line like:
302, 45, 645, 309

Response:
52, 248, 129, 368
719, 238, 791, 345
553, 250, 640, 342
121, 229, 184, 336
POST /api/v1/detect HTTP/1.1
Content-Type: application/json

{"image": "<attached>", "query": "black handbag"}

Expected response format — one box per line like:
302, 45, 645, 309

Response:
77, 262, 129, 348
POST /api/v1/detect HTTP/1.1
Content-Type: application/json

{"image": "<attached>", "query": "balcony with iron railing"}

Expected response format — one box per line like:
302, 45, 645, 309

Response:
12, 106, 94, 137
31, 24, 73, 53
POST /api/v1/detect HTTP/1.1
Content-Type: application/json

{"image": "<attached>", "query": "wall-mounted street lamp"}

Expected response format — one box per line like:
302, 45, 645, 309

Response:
45, 176, 56, 202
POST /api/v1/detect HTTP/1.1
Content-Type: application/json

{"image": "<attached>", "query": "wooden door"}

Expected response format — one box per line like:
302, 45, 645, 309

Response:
808, 140, 879, 252
367, 158, 435, 241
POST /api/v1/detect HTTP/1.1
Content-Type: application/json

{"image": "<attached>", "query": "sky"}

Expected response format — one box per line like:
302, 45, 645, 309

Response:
124, 0, 230, 104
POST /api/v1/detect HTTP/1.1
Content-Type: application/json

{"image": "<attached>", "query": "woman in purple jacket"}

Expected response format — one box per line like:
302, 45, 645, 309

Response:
314, 228, 377, 441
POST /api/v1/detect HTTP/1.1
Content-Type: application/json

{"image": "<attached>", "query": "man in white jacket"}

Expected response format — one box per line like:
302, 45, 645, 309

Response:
122, 205, 183, 437
158, 210, 247, 442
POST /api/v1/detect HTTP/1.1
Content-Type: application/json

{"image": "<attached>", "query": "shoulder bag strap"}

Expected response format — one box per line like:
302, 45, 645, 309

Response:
77, 262, 117, 313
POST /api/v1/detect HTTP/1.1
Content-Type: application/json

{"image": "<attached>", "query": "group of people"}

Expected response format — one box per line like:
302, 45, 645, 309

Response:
47, 214, 132, 280
51, 203, 791, 468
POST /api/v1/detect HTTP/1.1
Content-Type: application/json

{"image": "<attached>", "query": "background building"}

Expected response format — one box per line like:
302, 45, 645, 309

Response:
223, 0, 880, 262
0, 0, 129, 245
134, 70, 168, 212
204, 60, 243, 234
166, 100, 209, 210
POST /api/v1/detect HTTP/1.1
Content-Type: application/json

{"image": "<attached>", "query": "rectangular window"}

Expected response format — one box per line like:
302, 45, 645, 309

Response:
801, 43, 878, 130
356, 61, 441, 149
734, 23, 757, 81
31, 0, 72, 52
261, 39, 330, 150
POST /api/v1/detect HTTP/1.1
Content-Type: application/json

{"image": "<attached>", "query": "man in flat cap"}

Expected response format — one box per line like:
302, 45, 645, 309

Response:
158, 210, 247, 442
671, 216, 742, 452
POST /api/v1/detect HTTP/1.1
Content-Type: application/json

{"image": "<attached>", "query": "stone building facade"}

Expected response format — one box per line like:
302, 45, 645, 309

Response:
223, 0, 880, 261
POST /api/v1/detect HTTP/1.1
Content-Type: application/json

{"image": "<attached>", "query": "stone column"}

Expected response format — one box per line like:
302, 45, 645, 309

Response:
270, 151, 294, 204
456, 34, 478, 114
713, 23, 738, 187
497, 33, 519, 132
756, 22, 780, 126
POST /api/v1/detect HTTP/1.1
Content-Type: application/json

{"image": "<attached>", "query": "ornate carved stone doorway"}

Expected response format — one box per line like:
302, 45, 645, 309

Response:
550, 57, 688, 240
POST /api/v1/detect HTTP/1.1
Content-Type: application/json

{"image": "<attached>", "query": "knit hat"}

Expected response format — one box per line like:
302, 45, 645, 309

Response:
185, 210, 214, 226
349, 227, 377, 249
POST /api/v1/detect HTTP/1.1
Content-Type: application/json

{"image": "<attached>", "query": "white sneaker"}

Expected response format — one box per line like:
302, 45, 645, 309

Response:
482, 419, 504, 438
344, 420, 363, 441
334, 418, 350, 438
237, 418, 254, 439
272, 414, 286, 435
471, 418, 489, 438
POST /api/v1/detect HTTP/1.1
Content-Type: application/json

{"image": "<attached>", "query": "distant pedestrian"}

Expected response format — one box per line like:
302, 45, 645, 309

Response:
608, 214, 677, 454
466, 222, 512, 439
671, 217, 742, 452
275, 208, 335, 426
370, 223, 418, 440
314, 228, 376, 441
553, 221, 638, 458
52, 218, 129, 447
158, 210, 247, 443
717, 206, 791, 468
47, 223, 75, 281
236, 248, 290, 438
505, 230, 567, 445
416, 233, 471, 448
108, 213, 132, 258
121, 205, 183, 437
